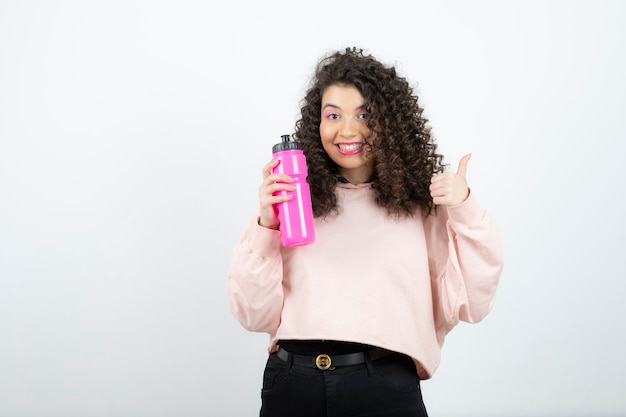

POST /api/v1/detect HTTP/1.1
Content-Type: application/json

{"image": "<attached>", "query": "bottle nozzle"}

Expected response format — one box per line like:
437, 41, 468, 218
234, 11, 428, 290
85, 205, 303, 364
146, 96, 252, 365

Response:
273, 134, 300, 153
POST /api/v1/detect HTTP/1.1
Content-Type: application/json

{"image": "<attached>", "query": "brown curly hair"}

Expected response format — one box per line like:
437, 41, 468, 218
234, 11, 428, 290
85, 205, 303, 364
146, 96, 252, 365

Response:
293, 47, 446, 219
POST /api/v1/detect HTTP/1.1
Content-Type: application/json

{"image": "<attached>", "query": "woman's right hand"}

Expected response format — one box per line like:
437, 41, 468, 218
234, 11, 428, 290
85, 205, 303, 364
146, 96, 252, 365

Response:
258, 159, 295, 230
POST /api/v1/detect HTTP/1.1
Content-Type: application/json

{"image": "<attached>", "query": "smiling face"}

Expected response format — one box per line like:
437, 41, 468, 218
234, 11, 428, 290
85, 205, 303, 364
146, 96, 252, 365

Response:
319, 84, 375, 185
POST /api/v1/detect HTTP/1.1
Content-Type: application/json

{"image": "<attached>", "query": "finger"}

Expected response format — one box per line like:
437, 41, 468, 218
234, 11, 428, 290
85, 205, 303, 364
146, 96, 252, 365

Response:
429, 185, 449, 198
456, 153, 471, 177
264, 173, 294, 185
267, 182, 296, 194
430, 172, 453, 185
430, 172, 444, 184
261, 193, 293, 208
262, 159, 280, 178
259, 186, 295, 207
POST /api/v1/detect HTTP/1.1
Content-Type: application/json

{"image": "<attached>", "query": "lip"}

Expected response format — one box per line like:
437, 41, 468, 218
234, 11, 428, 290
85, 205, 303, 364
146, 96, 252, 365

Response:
336, 142, 364, 155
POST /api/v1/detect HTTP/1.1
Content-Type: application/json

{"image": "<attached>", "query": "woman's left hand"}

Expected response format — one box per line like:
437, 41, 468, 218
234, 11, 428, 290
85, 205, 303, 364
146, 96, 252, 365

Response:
430, 153, 471, 206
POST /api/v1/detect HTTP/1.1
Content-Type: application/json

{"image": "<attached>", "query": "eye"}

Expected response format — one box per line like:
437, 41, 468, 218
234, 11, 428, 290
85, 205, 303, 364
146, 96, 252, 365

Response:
325, 112, 340, 120
358, 112, 370, 120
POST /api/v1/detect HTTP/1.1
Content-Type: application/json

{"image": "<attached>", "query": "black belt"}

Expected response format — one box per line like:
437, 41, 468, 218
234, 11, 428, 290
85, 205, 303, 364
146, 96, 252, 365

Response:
276, 347, 393, 370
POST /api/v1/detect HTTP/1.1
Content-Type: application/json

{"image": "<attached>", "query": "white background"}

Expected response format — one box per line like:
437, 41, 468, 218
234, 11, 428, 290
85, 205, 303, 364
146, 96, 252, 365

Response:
1, 1, 625, 416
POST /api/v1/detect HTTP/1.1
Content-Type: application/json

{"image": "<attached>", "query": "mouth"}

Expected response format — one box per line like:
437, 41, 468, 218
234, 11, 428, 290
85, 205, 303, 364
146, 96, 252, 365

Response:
337, 142, 364, 155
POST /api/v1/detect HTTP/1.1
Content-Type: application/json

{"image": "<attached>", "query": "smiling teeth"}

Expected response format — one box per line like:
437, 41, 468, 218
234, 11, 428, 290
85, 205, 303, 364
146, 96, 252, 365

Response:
338, 143, 363, 151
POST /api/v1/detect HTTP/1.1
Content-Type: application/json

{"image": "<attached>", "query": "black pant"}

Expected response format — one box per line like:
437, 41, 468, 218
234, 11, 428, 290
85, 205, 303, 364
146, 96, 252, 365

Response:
260, 350, 429, 417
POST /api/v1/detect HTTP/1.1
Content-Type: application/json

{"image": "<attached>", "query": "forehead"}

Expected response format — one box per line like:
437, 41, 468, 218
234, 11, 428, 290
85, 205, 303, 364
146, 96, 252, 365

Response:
321, 84, 366, 107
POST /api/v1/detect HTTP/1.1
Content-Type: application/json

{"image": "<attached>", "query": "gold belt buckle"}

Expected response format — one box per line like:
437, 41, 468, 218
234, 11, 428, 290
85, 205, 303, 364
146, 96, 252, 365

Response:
315, 354, 332, 370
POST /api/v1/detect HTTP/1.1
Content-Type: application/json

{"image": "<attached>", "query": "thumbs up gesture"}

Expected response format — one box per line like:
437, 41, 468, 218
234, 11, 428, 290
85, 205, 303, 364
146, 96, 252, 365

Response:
430, 154, 471, 206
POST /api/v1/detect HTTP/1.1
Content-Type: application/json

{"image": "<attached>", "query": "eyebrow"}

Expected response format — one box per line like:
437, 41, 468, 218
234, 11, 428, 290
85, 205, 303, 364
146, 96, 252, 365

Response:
321, 103, 368, 111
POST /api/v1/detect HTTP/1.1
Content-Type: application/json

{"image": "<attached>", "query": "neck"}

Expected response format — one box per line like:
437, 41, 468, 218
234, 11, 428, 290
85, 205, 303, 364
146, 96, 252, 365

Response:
338, 166, 373, 185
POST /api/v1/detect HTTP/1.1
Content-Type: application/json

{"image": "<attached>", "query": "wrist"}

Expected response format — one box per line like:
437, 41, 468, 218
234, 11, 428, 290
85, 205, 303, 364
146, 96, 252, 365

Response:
258, 216, 280, 230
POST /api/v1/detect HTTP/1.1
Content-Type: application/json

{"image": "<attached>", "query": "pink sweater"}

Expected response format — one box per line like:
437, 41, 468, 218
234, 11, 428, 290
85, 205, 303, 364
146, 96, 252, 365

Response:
227, 182, 503, 379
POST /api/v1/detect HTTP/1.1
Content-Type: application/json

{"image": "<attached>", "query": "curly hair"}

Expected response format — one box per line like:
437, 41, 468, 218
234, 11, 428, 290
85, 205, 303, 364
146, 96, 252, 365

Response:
293, 47, 446, 219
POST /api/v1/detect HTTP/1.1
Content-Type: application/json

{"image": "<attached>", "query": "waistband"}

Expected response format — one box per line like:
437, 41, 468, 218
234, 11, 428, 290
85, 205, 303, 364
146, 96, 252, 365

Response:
276, 346, 393, 370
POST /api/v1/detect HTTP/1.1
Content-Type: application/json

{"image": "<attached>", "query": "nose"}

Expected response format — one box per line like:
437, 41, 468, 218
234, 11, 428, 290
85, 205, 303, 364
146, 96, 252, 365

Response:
338, 117, 359, 139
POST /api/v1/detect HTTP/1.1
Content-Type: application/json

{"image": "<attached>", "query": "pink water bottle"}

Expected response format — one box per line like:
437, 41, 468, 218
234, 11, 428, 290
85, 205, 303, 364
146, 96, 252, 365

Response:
271, 134, 316, 247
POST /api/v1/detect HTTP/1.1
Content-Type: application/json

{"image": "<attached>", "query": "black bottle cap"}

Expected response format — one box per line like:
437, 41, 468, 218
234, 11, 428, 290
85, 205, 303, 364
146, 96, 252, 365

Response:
272, 134, 301, 153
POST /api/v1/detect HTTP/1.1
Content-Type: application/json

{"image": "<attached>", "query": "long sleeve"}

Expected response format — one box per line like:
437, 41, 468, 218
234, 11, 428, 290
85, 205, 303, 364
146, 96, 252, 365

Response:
425, 193, 504, 342
227, 214, 285, 334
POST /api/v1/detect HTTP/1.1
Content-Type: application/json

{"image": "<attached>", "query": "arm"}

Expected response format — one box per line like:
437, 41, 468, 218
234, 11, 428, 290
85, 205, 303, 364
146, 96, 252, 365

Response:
427, 154, 504, 336
227, 159, 294, 334
227, 214, 284, 333
426, 195, 503, 335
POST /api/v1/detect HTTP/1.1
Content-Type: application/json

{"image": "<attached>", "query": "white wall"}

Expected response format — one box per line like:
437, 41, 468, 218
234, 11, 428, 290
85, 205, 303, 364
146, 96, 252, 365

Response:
1, 1, 625, 416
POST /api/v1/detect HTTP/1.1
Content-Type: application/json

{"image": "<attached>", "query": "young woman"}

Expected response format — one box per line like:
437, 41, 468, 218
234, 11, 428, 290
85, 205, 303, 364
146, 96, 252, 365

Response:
227, 47, 503, 417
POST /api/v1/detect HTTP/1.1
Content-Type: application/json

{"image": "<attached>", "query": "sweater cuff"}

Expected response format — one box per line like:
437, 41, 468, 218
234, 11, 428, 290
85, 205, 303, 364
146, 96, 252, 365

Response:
445, 192, 485, 228
249, 217, 282, 258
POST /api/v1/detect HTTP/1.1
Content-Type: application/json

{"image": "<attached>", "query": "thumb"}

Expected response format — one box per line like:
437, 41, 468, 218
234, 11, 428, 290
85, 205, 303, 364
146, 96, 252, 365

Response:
456, 153, 472, 177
